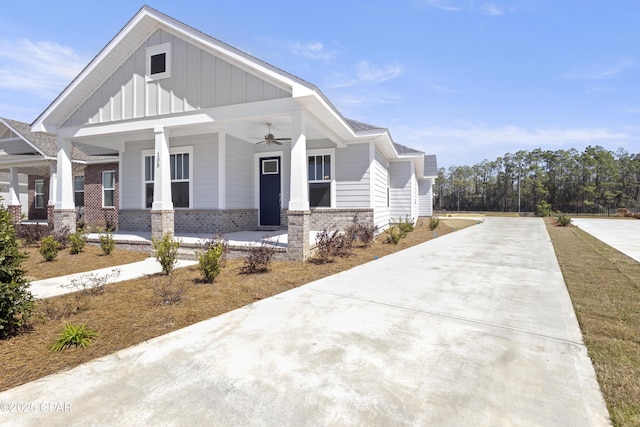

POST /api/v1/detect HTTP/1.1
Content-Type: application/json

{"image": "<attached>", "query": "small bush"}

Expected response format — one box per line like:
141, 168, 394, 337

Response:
39, 235, 61, 262
344, 222, 378, 248
241, 240, 277, 274
152, 275, 184, 305
99, 232, 115, 256
53, 226, 70, 249
556, 214, 572, 226
15, 224, 50, 246
397, 216, 414, 237
152, 233, 181, 275
429, 217, 440, 230
198, 239, 227, 283
61, 269, 121, 296
385, 226, 402, 245
50, 323, 99, 352
314, 228, 351, 263
536, 200, 552, 217
69, 230, 87, 255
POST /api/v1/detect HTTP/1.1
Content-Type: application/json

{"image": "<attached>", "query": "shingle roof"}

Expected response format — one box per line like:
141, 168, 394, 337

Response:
345, 118, 383, 132
424, 154, 438, 176
1, 117, 57, 157
394, 142, 424, 155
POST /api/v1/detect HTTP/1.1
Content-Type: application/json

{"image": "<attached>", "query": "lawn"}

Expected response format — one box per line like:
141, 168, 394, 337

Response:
0, 218, 475, 392
545, 217, 640, 427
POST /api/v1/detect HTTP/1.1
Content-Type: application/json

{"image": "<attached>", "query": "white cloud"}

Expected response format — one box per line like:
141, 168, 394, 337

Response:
481, 2, 504, 16
562, 59, 635, 80
288, 41, 336, 61
356, 61, 402, 84
416, 0, 464, 11
0, 39, 85, 98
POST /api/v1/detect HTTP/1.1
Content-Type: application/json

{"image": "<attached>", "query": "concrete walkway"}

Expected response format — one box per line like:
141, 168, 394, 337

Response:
0, 217, 610, 426
572, 218, 640, 263
29, 258, 198, 299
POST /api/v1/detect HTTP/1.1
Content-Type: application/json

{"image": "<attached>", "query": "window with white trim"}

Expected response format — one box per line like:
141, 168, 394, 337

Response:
144, 150, 191, 208
103, 171, 115, 208
146, 43, 171, 81
74, 175, 85, 207
34, 179, 44, 209
308, 154, 332, 208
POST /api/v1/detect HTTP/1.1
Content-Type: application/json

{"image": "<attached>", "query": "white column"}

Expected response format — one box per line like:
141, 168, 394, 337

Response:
218, 131, 226, 209
289, 110, 309, 211
48, 163, 57, 206
55, 138, 75, 210
152, 125, 173, 210
8, 167, 20, 205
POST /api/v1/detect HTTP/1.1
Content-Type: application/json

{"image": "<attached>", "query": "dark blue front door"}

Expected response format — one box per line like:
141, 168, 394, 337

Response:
259, 157, 281, 226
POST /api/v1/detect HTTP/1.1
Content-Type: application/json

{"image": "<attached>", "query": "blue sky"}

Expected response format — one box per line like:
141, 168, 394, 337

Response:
1, 1, 638, 168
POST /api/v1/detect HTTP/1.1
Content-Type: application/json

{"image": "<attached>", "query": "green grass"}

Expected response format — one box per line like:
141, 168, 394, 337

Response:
546, 219, 640, 426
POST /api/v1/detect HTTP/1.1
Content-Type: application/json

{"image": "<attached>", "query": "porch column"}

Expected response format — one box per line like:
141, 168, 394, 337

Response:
7, 167, 22, 225
218, 131, 226, 209
47, 163, 57, 224
151, 125, 174, 239
54, 138, 76, 233
287, 110, 310, 261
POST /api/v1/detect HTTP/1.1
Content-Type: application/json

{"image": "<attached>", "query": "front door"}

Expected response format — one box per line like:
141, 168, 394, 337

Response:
259, 156, 281, 226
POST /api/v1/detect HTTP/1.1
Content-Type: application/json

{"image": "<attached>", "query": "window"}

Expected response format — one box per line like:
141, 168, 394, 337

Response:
308, 154, 332, 208
144, 151, 191, 208
103, 171, 115, 208
34, 179, 44, 209
146, 43, 171, 81
262, 159, 279, 174
74, 176, 85, 207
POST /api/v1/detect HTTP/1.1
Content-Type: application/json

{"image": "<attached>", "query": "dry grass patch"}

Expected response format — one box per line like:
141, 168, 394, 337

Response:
0, 218, 476, 392
545, 217, 640, 426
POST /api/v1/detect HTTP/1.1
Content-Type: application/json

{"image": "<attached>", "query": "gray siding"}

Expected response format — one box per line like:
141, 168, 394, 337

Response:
121, 140, 152, 209
225, 136, 254, 209
64, 29, 292, 126
419, 178, 434, 217
171, 134, 218, 209
373, 146, 390, 229
389, 161, 412, 220
335, 143, 370, 208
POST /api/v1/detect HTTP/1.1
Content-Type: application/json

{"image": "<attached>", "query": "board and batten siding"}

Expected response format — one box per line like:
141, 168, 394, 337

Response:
389, 161, 413, 220
335, 143, 370, 208
418, 178, 434, 217
372, 146, 390, 229
64, 29, 291, 127
225, 136, 255, 209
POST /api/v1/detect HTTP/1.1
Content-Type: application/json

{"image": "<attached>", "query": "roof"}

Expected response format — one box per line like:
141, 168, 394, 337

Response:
424, 155, 438, 177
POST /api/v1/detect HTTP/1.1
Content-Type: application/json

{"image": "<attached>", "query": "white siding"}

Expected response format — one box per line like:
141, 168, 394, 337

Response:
418, 178, 434, 217
335, 143, 370, 208
226, 136, 254, 208
372, 146, 390, 229
121, 140, 153, 209
172, 134, 218, 209
0, 183, 28, 214
389, 161, 412, 220
64, 29, 292, 126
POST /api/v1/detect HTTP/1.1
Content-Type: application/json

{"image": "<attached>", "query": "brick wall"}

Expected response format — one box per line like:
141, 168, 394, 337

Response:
120, 208, 259, 234
83, 163, 119, 230
308, 208, 374, 231
27, 175, 48, 220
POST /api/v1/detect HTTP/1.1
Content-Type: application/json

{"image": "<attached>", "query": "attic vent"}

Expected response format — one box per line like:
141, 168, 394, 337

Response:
146, 42, 171, 81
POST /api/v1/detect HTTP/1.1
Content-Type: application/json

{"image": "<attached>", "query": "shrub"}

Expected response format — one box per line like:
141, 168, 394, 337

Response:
198, 239, 227, 282
344, 222, 378, 248
314, 228, 352, 263
53, 226, 70, 249
61, 269, 121, 296
556, 214, 572, 226
152, 275, 184, 305
15, 224, 50, 246
50, 323, 99, 351
152, 233, 181, 275
241, 240, 277, 274
535, 200, 552, 217
0, 205, 34, 339
99, 232, 115, 255
39, 235, 61, 262
385, 226, 402, 245
69, 230, 87, 255
397, 216, 414, 237
429, 217, 440, 230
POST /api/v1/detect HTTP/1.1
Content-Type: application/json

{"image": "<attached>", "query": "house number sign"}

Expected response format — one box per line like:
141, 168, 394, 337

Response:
156, 152, 160, 168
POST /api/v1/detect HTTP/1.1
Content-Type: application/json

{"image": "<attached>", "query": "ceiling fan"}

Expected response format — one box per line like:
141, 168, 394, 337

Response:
255, 122, 291, 145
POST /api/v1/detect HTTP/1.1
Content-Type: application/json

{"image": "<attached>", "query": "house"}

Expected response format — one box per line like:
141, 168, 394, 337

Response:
0, 117, 119, 226
29, 6, 437, 260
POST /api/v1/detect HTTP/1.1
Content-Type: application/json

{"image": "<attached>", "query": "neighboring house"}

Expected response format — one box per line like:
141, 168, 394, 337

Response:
0, 117, 119, 226
30, 6, 437, 260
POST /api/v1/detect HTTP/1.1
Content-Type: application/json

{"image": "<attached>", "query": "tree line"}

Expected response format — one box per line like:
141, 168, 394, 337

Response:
436, 146, 640, 214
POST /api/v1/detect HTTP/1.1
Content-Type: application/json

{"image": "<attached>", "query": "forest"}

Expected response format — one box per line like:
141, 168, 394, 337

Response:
435, 146, 640, 215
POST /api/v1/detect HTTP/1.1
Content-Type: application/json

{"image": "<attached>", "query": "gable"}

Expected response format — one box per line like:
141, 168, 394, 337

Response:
64, 29, 292, 127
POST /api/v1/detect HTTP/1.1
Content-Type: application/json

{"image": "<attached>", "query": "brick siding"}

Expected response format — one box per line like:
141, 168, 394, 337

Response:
120, 208, 259, 234
308, 208, 374, 231
82, 163, 119, 230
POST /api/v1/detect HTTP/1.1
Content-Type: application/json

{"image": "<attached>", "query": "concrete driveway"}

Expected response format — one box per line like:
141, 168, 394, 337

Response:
0, 217, 610, 426
572, 218, 640, 263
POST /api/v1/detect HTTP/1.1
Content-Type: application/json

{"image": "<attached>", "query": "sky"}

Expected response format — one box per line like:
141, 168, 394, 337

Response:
1, 0, 639, 169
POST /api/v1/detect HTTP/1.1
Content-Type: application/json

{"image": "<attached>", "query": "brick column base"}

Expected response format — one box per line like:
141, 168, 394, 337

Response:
7, 205, 22, 226
287, 210, 310, 261
47, 205, 55, 225
151, 210, 174, 240
53, 209, 76, 234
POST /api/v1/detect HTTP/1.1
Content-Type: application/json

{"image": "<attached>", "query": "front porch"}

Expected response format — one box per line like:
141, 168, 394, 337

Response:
85, 229, 324, 261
